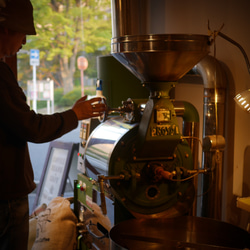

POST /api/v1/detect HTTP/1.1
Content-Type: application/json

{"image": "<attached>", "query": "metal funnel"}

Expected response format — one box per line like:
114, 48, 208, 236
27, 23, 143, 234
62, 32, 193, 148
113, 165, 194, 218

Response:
111, 34, 211, 83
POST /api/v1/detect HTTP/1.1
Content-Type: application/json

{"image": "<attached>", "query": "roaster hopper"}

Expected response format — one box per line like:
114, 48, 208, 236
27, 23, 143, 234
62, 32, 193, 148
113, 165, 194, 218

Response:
111, 34, 210, 83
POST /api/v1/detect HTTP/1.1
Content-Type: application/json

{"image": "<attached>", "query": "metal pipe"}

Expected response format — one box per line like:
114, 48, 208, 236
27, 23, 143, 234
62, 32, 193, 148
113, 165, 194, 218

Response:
194, 55, 227, 219
111, 0, 150, 37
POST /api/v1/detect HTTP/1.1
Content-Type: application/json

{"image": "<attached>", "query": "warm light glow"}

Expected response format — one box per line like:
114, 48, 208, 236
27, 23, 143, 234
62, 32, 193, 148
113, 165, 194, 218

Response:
234, 89, 250, 113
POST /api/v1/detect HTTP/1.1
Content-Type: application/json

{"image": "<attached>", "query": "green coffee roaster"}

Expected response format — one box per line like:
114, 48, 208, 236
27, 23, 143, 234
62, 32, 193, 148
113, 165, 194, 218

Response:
80, 34, 210, 223
75, 34, 250, 250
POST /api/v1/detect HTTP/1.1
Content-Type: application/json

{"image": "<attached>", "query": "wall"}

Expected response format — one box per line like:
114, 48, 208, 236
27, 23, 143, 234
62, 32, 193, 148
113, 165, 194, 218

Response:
149, 0, 250, 228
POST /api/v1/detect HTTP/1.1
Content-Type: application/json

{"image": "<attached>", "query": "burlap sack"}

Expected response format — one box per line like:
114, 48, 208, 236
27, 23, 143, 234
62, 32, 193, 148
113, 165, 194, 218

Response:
32, 197, 77, 250
28, 217, 38, 250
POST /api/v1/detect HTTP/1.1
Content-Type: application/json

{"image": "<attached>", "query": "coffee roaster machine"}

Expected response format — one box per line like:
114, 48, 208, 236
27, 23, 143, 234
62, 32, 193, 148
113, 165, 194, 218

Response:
74, 1, 250, 249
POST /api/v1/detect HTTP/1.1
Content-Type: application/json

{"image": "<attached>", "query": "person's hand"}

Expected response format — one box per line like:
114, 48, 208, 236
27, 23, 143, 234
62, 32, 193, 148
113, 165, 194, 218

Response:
72, 95, 106, 120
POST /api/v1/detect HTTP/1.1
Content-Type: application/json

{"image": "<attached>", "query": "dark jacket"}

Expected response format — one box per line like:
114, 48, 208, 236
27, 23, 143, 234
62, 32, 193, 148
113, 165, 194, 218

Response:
0, 61, 78, 200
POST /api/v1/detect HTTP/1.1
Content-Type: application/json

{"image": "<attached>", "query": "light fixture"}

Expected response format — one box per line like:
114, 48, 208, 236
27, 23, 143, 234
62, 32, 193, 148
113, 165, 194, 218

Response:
234, 90, 250, 113
216, 31, 250, 113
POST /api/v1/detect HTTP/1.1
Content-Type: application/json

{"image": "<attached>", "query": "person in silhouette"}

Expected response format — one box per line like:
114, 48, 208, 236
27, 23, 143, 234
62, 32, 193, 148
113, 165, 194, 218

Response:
0, 0, 106, 249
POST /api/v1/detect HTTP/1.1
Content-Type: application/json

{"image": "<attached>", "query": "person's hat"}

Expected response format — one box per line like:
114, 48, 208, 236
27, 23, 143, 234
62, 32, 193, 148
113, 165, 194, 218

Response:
0, 0, 36, 35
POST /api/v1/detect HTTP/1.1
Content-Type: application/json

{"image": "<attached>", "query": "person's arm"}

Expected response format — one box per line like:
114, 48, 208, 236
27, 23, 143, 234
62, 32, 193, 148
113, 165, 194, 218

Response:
0, 62, 105, 143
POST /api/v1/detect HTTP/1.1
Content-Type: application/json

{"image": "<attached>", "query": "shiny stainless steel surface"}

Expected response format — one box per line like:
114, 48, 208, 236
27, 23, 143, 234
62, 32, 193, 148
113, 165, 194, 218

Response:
111, 1, 211, 83
111, 34, 210, 82
111, 0, 150, 37
110, 216, 250, 249
84, 117, 138, 179
195, 56, 227, 219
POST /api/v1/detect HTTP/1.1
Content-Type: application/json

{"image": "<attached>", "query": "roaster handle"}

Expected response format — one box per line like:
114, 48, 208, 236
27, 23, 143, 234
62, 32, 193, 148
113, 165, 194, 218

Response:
86, 221, 109, 239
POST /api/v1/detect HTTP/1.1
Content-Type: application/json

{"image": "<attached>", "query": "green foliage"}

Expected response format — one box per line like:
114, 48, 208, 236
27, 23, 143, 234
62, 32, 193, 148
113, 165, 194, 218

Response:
54, 86, 96, 107
18, 0, 111, 95
59, 87, 82, 107
37, 100, 48, 109
54, 88, 64, 103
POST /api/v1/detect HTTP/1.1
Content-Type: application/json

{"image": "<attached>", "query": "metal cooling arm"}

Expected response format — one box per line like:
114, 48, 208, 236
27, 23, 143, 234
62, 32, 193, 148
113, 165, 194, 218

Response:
155, 167, 209, 181
97, 174, 126, 215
